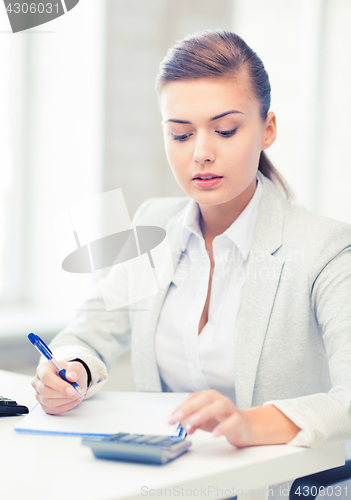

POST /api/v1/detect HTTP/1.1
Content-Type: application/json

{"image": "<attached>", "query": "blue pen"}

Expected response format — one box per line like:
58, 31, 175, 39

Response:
28, 333, 85, 398
175, 423, 187, 439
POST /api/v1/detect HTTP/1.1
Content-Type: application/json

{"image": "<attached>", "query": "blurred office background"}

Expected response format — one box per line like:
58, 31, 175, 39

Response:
0, 0, 350, 387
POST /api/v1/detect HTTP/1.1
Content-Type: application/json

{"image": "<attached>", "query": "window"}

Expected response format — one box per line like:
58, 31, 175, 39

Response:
0, 2, 105, 337
0, 36, 24, 303
0, 37, 12, 294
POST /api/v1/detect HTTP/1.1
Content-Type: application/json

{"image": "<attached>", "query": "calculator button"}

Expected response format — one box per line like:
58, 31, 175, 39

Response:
104, 433, 129, 441
129, 435, 155, 443
116, 434, 140, 442
157, 438, 180, 447
146, 436, 171, 445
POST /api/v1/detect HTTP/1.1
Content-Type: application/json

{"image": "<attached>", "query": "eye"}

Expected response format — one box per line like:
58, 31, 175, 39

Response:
216, 128, 238, 138
172, 133, 192, 142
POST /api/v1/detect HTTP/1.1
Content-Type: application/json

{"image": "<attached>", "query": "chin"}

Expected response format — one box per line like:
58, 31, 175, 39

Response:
191, 193, 230, 206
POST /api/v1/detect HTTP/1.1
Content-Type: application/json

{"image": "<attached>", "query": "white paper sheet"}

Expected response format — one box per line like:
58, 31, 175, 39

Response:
14, 391, 189, 437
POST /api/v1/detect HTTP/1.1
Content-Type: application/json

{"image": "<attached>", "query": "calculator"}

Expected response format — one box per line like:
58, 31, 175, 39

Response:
82, 432, 192, 464
0, 396, 29, 416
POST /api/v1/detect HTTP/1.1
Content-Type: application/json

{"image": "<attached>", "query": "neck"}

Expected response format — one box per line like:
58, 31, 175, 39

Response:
199, 178, 257, 242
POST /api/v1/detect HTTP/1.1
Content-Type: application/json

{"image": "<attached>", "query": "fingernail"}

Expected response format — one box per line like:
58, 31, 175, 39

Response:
67, 371, 77, 381
66, 386, 76, 396
212, 425, 222, 437
185, 423, 193, 433
189, 413, 202, 426
168, 410, 184, 424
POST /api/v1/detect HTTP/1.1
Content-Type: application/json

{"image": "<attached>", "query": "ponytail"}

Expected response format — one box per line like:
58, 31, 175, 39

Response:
258, 151, 293, 201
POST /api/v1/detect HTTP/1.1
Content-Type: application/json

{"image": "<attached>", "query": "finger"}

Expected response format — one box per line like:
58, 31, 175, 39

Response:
37, 362, 85, 397
36, 392, 83, 409
31, 375, 39, 391
36, 362, 71, 394
65, 361, 86, 385
168, 390, 221, 424
168, 392, 199, 417
40, 398, 83, 415
32, 373, 54, 396
185, 417, 220, 435
65, 362, 88, 397
35, 378, 81, 400
168, 392, 207, 423
182, 397, 235, 433
212, 411, 250, 447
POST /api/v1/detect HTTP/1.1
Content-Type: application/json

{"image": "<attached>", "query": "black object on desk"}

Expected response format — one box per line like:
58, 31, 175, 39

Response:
0, 396, 29, 416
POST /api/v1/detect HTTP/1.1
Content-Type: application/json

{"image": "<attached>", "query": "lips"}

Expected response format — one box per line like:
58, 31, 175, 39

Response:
193, 177, 223, 188
192, 172, 223, 180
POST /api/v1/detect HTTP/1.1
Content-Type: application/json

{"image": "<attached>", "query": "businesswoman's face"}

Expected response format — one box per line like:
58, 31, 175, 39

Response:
160, 77, 276, 210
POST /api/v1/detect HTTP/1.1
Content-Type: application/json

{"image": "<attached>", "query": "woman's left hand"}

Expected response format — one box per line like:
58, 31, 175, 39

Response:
168, 389, 251, 448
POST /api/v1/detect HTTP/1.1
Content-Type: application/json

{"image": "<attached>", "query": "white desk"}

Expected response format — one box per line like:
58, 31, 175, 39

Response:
0, 370, 346, 500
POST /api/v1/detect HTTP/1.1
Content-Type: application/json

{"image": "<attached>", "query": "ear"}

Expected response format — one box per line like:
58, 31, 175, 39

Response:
262, 111, 277, 150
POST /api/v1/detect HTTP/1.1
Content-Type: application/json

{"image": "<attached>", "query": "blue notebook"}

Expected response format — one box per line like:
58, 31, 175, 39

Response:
14, 391, 188, 438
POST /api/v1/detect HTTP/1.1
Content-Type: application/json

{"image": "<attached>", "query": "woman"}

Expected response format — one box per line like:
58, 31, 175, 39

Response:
32, 30, 351, 455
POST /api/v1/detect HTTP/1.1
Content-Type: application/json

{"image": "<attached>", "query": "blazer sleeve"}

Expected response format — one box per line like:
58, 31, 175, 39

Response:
46, 198, 157, 398
263, 245, 351, 447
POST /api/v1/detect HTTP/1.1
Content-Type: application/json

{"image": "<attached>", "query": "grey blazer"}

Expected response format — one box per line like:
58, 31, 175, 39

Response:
51, 171, 351, 449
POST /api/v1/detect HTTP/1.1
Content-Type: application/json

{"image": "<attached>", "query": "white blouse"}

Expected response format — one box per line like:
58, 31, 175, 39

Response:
154, 174, 263, 403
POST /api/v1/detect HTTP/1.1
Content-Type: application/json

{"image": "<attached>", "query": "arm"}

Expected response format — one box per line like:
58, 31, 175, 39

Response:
242, 405, 301, 445
170, 247, 351, 448
169, 390, 300, 447
263, 246, 351, 447
46, 197, 157, 397
32, 198, 156, 412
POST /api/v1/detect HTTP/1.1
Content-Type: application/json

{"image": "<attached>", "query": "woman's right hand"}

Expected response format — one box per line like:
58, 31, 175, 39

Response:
31, 360, 87, 415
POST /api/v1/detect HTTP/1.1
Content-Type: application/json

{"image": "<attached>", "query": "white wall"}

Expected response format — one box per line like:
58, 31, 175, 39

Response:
0, 37, 14, 292
318, 0, 351, 223
232, 0, 351, 223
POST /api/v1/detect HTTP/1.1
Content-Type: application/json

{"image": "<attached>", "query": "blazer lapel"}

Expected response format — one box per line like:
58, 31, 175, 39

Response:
131, 204, 188, 392
233, 174, 286, 409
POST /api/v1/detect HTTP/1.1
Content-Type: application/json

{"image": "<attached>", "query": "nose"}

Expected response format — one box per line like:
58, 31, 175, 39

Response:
193, 133, 215, 164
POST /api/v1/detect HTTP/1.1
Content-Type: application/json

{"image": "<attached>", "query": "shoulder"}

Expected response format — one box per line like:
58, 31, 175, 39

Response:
283, 201, 351, 257
258, 173, 351, 266
131, 196, 190, 228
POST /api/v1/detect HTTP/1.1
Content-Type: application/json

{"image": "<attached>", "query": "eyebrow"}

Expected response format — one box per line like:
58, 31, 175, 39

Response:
165, 110, 244, 124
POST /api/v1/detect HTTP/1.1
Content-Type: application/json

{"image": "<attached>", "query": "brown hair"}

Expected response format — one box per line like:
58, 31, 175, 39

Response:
156, 29, 292, 200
